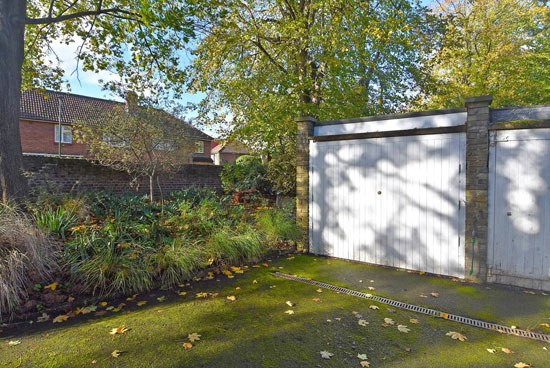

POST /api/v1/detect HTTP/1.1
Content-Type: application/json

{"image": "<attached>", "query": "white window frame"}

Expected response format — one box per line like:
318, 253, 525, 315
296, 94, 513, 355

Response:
195, 140, 205, 153
54, 125, 72, 144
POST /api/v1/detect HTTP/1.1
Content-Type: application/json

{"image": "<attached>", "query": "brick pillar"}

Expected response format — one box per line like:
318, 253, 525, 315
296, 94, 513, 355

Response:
296, 116, 316, 252
464, 95, 492, 282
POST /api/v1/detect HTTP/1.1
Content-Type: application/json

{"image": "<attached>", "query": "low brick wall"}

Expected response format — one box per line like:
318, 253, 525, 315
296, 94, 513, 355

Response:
22, 155, 222, 195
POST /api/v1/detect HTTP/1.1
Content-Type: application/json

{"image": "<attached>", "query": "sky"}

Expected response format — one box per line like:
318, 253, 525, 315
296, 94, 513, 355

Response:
49, 40, 215, 136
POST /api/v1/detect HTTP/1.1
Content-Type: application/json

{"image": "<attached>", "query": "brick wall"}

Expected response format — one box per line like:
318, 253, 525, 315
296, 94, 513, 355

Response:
21, 155, 222, 196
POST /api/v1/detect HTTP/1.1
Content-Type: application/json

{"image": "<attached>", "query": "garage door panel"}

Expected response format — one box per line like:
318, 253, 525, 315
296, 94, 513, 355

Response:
310, 133, 466, 278
489, 129, 550, 283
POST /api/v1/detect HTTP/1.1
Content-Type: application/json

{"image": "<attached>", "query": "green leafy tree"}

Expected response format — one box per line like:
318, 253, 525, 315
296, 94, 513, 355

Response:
420, 0, 550, 108
186, 0, 440, 184
75, 93, 195, 202
0, 0, 196, 201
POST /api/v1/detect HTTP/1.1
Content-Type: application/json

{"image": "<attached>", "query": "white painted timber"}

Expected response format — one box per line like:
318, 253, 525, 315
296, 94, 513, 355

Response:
488, 128, 550, 291
310, 133, 466, 278
314, 112, 466, 136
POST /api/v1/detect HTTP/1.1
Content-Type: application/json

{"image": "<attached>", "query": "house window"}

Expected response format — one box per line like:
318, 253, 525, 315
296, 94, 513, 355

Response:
54, 125, 72, 144
195, 140, 205, 153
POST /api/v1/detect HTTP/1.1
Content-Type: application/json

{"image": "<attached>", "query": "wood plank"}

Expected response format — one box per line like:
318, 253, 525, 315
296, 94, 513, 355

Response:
490, 106, 550, 124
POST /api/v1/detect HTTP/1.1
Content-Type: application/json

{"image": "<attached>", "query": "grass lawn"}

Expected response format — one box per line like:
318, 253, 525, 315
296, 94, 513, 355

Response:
1, 254, 549, 367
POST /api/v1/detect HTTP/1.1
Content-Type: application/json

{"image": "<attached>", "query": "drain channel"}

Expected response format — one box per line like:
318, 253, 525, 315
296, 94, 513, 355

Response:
274, 272, 550, 343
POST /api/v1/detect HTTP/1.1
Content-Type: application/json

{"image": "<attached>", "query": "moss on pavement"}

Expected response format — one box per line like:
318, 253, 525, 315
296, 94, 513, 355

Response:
1, 254, 549, 367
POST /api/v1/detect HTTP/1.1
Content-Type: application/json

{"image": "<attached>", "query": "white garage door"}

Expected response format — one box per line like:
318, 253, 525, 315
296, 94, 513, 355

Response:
310, 133, 466, 278
488, 129, 550, 290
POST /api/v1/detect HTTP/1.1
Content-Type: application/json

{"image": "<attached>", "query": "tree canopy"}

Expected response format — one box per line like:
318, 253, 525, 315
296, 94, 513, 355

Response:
421, 0, 550, 108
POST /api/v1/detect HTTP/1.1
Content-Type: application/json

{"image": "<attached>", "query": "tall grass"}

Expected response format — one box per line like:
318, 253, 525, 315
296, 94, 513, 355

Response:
34, 208, 77, 239
255, 208, 301, 246
0, 204, 59, 319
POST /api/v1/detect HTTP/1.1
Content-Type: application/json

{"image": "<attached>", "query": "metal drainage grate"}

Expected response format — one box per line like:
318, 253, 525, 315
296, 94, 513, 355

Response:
274, 272, 550, 343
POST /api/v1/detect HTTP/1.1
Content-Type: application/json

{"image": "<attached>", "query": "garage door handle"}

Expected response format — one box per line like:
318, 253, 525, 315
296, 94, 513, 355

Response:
507, 212, 512, 216
377, 191, 382, 195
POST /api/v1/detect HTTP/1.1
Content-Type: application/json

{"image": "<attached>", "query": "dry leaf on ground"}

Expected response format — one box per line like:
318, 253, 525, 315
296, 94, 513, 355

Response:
514, 363, 530, 368
111, 350, 122, 358
398, 325, 410, 333
501, 347, 515, 354
183, 343, 193, 349
320, 351, 334, 359
410, 319, 419, 324
446, 331, 467, 341
430, 292, 439, 298
369, 305, 379, 310
53, 315, 69, 323
358, 319, 369, 326
227, 296, 236, 302
188, 333, 201, 342
487, 348, 496, 354
286, 301, 294, 307
44, 282, 58, 291
285, 310, 295, 315
8, 340, 21, 346
312, 298, 321, 302
137, 301, 147, 306
360, 362, 370, 367
384, 318, 395, 325
109, 325, 129, 335
357, 354, 368, 360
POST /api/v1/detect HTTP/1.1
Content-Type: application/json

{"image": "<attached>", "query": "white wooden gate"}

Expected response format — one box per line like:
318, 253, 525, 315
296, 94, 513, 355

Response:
310, 133, 466, 278
488, 129, 550, 290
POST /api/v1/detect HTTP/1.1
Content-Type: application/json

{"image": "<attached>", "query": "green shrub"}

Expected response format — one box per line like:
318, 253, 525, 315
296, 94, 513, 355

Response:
0, 204, 59, 319
34, 208, 77, 239
220, 156, 272, 194
255, 208, 300, 246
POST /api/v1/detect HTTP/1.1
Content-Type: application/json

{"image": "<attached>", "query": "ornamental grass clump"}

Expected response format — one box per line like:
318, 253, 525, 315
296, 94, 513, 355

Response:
0, 204, 59, 319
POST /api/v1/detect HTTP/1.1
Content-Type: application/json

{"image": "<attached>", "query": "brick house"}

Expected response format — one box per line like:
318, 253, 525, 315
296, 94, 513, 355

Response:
19, 90, 214, 164
211, 141, 251, 165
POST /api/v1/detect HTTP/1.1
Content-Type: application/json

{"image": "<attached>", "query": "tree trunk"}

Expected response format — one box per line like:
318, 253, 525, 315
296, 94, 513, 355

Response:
0, 0, 28, 202
149, 174, 154, 203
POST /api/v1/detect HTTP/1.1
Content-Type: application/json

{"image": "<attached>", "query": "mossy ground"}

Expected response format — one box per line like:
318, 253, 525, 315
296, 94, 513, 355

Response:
1, 254, 549, 367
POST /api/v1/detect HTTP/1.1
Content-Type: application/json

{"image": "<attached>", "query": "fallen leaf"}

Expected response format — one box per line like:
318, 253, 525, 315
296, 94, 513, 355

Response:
286, 301, 295, 307
540, 323, 550, 328
137, 301, 147, 306
53, 315, 69, 323
253, 280, 258, 284
111, 350, 122, 358
487, 348, 496, 354
357, 353, 368, 360
196, 292, 208, 298
384, 318, 395, 325
8, 340, 21, 346
360, 362, 370, 367
67, 296, 75, 303
316, 288, 323, 293
88, 305, 97, 312
157, 296, 165, 302
188, 333, 201, 342
91, 360, 96, 364
179, 291, 187, 296
227, 296, 236, 302
359, 280, 363, 283
109, 325, 129, 335
37, 313, 50, 323
261, 263, 269, 267
126, 294, 137, 301
210, 293, 219, 298
312, 298, 321, 302
368, 286, 376, 291
320, 351, 334, 359
183, 343, 193, 349
446, 331, 467, 341
410, 319, 419, 324
222, 270, 233, 276
430, 292, 439, 298
419, 294, 428, 298
100, 302, 108, 307
285, 310, 295, 315
106, 306, 114, 311
369, 305, 379, 310
514, 363, 530, 368
44, 282, 58, 291
441, 313, 450, 319
358, 319, 369, 326
235, 287, 241, 290
501, 347, 515, 354
398, 325, 410, 333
